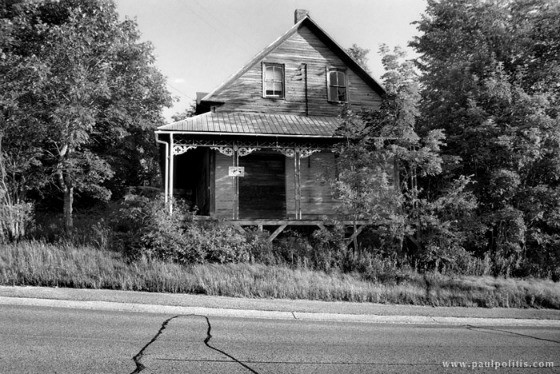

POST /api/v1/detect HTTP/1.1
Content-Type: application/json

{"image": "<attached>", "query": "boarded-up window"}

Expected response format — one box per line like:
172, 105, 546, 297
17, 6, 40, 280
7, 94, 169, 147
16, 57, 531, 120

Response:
327, 68, 347, 102
263, 63, 284, 98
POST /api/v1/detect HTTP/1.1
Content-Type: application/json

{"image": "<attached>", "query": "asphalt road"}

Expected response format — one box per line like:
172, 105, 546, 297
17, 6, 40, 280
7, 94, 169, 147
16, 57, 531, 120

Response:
0, 304, 558, 373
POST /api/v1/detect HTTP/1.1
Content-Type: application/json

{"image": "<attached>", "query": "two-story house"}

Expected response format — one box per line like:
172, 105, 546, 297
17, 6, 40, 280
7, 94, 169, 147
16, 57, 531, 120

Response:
155, 9, 385, 240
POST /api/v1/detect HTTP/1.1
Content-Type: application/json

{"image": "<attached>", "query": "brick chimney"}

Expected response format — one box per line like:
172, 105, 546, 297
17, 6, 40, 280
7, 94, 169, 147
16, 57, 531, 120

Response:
294, 9, 309, 24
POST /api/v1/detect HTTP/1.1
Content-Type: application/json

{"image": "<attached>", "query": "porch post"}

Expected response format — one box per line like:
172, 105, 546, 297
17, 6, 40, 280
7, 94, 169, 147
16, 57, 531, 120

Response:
294, 150, 302, 219
169, 133, 174, 214
233, 144, 239, 220
163, 144, 169, 204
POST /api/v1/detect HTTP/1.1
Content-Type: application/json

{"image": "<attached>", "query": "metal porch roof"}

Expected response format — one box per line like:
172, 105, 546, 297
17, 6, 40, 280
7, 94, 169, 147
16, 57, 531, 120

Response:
157, 112, 343, 137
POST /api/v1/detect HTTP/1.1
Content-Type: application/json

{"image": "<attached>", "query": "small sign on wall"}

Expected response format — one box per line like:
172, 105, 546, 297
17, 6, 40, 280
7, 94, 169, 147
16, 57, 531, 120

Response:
229, 166, 245, 177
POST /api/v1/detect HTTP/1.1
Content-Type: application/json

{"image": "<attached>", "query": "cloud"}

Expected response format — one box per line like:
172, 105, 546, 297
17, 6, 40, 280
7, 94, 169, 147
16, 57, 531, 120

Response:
173, 78, 185, 84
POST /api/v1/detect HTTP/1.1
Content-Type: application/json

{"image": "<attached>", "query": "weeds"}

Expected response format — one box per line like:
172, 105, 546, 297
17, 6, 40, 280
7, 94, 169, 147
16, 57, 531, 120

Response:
1, 241, 558, 309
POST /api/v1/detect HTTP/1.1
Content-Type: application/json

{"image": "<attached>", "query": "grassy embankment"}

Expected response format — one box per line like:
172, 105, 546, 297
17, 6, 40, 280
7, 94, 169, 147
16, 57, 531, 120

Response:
1, 241, 559, 309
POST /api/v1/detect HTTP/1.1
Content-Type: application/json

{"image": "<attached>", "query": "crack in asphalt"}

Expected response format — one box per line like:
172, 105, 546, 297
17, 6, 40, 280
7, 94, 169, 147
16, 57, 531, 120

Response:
130, 314, 259, 374
130, 315, 180, 374
200, 314, 260, 373
466, 325, 560, 344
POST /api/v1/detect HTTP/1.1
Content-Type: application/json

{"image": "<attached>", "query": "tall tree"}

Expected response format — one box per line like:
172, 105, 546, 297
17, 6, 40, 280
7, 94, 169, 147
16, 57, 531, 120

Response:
0, 0, 171, 232
411, 0, 560, 276
335, 46, 477, 270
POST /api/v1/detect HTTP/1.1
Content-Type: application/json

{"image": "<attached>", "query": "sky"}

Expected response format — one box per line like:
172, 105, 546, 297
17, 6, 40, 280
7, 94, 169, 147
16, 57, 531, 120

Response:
114, 0, 428, 122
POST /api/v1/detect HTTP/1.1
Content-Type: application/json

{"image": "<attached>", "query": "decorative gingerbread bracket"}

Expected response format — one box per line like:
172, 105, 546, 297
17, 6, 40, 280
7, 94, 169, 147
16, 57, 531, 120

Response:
173, 144, 196, 155
210, 145, 260, 157
277, 147, 320, 158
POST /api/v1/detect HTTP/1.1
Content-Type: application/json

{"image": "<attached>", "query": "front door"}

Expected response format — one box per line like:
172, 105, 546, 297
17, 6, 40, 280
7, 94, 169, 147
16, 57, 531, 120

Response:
239, 152, 286, 219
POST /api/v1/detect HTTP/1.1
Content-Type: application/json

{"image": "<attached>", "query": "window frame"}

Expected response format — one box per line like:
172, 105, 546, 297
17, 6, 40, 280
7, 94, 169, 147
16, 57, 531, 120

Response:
262, 62, 285, 99
327, 67, 348, 103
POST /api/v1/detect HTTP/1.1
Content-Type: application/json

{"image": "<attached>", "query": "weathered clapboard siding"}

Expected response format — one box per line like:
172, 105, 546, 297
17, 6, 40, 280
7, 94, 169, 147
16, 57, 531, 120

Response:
299, 152, 340, 218
214, 152, 234, 218
213, 150, 340, 220
211, 25, 382, 115
285, 157, 296, 217
285, 152, 340, 219
239, 152, 286, 219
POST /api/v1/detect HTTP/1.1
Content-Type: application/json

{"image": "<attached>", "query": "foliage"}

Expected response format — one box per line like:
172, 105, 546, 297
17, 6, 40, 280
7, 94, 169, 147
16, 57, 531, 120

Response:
346, 43, 371, 73
411, 0, 560, 276
0, 0, 171, 232
3, 240, 559, 308
110, 194, 267, 265
0, 140, 33, 242
110, 194, 194, 262
334, 46, 478, 271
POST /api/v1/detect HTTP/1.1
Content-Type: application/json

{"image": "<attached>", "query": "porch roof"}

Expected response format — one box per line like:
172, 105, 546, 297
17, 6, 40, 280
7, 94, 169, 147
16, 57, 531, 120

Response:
157, 112, 343, 137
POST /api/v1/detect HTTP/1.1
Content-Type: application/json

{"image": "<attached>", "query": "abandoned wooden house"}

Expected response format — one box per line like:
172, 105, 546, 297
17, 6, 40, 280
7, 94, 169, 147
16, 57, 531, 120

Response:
155, 9, 385, 241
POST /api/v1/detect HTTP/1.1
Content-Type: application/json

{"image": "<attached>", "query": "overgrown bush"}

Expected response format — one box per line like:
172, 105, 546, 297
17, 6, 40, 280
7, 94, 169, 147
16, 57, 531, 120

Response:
110, 194, 196, 262
182, 222, 252, 264
0, 200, 33, 243
110, 194, 271, 265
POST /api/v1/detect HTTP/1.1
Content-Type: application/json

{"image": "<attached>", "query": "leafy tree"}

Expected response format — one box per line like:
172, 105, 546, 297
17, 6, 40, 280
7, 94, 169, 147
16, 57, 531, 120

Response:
335, 46, 478, 270
411, 0, 560, 276
346, 43, 371, 73
0, 0, 171, 232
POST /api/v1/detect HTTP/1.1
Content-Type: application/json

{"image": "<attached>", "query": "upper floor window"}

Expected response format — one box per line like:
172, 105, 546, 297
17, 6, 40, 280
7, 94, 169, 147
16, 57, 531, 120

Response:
263, 63, 284, 98
327, 68, 347, 102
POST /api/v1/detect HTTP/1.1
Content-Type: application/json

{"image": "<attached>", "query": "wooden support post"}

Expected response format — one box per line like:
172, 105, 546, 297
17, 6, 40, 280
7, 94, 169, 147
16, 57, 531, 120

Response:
345, 225, 365, 247
168, 133, 174, 215
294, 151, 302, 219
233, 144, 239, 220
268, 224, 287, 242
231, 224, 246, 235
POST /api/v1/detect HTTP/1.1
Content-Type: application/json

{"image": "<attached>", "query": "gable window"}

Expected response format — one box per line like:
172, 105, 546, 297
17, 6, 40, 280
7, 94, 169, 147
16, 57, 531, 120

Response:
263, 63, 284, 98
327, 68, 347, 102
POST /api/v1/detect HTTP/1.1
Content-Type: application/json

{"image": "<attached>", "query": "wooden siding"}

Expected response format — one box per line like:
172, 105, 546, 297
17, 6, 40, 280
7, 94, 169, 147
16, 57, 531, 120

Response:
239, 152, 286, 219
287, 151, 340, 219
211, 25, 382, 115
285, 157, 296, 217
214, 152, 234, 218
300, 152, 340, 218
213, 150, 340, 220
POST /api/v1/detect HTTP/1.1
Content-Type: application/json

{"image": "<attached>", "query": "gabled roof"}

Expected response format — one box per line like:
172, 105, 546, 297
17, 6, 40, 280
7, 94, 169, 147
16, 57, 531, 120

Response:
201, 14, 385, 103
157, 112, 343, 138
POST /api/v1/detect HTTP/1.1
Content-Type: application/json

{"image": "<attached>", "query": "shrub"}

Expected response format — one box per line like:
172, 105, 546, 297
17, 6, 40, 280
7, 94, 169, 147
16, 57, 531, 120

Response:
244, 228, 275, 264
110, 194, 266, 265
273, 229, 314, 267
182, 221, 252, 264
110, 194, 197, 262
0, 200, 33, 243
310, 224, 347, 272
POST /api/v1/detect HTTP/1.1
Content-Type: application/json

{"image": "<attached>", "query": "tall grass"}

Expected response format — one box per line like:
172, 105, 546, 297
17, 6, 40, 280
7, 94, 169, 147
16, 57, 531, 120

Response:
1, 241, 559, 309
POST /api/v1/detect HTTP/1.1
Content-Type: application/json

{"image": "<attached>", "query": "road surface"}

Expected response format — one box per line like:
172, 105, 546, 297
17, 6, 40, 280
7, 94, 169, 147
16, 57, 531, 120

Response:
0, 304, 558, 373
